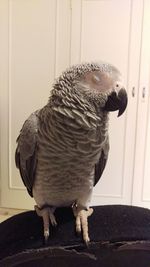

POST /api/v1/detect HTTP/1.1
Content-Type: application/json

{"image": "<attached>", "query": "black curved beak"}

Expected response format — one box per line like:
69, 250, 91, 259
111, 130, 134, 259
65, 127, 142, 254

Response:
104, 88, 128, 117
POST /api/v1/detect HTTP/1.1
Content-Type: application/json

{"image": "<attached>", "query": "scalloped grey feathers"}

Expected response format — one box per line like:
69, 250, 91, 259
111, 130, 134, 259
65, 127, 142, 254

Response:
15, 62, 127, 208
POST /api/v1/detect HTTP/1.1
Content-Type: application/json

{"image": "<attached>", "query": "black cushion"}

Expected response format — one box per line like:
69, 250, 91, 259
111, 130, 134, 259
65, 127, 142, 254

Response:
0, 205, 150, 266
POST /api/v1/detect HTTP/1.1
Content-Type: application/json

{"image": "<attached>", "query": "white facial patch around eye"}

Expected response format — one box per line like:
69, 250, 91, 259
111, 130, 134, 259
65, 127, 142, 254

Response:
78, 70, 115, 94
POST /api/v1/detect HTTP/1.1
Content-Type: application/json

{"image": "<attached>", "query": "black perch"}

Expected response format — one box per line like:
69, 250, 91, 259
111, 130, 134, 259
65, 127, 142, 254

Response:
0, 205, 150, 267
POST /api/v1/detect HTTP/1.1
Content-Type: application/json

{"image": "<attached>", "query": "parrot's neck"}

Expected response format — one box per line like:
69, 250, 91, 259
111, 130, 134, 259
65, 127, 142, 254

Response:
37, 82, 109, 152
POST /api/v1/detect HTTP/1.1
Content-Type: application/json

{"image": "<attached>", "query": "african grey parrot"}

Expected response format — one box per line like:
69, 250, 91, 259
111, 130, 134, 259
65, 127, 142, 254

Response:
15, 62, 127, 244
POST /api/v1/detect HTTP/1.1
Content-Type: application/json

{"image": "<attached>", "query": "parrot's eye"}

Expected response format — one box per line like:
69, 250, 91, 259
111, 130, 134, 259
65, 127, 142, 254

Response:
116, 84, 119, 87
93, 75, 100, 83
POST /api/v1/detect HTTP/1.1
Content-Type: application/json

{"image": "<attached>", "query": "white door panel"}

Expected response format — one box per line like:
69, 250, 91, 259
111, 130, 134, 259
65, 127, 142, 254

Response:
0, 0, 71, 209
132, 0, 150, 208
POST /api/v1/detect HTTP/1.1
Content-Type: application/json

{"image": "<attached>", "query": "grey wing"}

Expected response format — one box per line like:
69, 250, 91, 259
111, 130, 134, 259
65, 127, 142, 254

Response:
94, 137, 109, 186
15, 111, 39, 197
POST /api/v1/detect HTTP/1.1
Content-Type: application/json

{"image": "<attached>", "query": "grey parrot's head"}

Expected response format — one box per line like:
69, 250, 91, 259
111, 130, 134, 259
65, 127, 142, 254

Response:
54, 62, 128, 117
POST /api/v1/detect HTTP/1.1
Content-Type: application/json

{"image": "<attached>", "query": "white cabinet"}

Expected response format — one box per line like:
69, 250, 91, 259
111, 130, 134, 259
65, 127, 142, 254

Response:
0, 0, 150, 210
0, 0, 71, 209
132, 0, 150, 208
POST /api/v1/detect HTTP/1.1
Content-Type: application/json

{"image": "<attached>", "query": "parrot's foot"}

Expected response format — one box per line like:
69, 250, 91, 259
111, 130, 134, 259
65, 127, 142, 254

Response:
73, 206, 93, 245
35, 205, 57, 243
